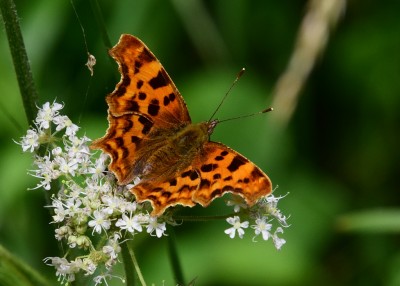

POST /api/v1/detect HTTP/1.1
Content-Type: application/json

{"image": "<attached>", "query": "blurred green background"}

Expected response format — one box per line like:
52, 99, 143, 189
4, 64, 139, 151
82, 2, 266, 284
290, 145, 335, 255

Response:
1, 1, 400, 285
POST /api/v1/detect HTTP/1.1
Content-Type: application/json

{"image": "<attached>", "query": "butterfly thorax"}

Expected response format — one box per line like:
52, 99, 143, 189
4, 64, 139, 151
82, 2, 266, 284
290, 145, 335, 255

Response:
136, 121, 213, 183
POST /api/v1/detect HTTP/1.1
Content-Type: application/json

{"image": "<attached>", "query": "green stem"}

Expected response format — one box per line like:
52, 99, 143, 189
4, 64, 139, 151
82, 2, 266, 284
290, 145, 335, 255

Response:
121, 240, 147, 286
167, 228, 185, 285
0, 0, 38, 124
173, 213, 236, 222
120, 241, 136, 286
128, 245, 147, 286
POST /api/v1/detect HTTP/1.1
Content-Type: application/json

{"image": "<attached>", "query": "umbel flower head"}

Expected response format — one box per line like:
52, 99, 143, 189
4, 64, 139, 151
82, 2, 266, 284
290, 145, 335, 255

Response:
17, 102, 289, 285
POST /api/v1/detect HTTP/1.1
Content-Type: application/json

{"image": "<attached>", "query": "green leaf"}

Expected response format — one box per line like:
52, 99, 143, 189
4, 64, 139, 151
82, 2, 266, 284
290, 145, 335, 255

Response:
0, 244, 52, 286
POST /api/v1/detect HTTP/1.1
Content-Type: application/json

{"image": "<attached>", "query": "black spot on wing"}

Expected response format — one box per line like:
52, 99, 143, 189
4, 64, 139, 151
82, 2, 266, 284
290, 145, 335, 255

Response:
137, 80, 144, 89
131, 135, 141, 145
138, 92, 146, 100
251, 167, 265, 179
149, 70, 168, 89
122, 118, 133, 133
200, 163, 218, 172
211, 188, 222, 197
103, 143, 117, 160
213, 173, 221, 180
115, 64, 130, 97
169, 178, 177, 186
200, 179, 211, 189
121, 146, 129, 159
223, 176, 232, 181
134, 61, 142, 74
181, 170, 199, 181
220, 150, 228, 156
148, 99, 160, 116
190, 170, 199, 180
227, 155, 246, 172
222, 185, 233, 192
126, 100, 139, 112
138, 48, 154, 63
163, 95, 170, 106
115, 137, 123, 148
114, 86, 126, 98
138, 116, 153, 135
161, 191, 172, 198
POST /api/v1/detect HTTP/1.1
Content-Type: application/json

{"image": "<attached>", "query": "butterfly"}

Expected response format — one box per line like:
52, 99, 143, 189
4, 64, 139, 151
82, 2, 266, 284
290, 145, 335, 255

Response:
91, 34, 272, 216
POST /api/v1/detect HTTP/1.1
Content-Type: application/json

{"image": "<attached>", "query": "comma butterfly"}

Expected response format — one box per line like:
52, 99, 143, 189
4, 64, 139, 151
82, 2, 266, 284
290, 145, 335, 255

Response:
91, 34, 272, 216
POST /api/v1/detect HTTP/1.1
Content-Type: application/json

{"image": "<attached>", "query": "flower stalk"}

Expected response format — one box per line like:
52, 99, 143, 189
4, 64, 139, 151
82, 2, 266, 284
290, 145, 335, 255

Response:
0, 0, 38, 123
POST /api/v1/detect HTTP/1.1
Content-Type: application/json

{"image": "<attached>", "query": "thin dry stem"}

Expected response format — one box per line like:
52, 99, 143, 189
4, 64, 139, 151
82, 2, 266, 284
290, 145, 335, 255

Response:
270, 0, 346, 127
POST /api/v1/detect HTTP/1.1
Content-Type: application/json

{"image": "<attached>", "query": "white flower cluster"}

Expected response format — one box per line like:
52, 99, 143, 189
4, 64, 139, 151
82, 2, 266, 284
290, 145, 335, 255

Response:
225, 193, 289, 250
18, 102, 167, 285
18, 101, 289, 284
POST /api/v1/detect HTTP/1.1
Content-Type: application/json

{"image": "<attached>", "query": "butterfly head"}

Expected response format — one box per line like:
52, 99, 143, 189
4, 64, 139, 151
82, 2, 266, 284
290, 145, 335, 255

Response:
207, 119, 219, 135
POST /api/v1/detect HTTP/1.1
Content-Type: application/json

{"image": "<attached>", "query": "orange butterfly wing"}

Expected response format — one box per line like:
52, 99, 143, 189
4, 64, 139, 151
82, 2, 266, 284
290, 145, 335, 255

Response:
132, 141, 272, 216
92, 34, 190, 184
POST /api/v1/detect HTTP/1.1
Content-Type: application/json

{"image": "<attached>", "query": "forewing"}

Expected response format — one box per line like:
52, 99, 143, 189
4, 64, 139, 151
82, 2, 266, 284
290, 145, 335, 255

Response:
106, 34, 191, 126
91, 113, 153, 184
91, 34, 191, 184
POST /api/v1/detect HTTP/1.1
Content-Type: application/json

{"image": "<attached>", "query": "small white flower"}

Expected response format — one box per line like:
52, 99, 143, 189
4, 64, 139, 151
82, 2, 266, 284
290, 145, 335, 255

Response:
19, 129, 39, 152
29, 156, 58, 190
272, 227, 286, 250
81, 258, 97, 275
88, 153, 108, 178
103, 234, 121, 265
101, 195, 124, 215
146, 217, 167, 238
52, 146, 63, 156
93, 273, 125, 286
44, 256, 76, 283
116, 212, 143, 233
65, 135, 91, 163
252, 217, 272, 241
224, 216, 249, 239
54, 115, 79, 136
88, 210, 111, 234
44, 256, 68, 268
55, 156, 79, 176
34, 154, 58, 177
51, 199, 67, 223
226, 196, 247, 212
64, 197, 82, 216
36, 102, 63, 130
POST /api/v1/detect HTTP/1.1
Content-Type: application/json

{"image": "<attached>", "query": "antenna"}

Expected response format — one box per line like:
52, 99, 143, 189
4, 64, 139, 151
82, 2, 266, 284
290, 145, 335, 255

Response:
218, 107, 273, 124
208, 68, 246, 122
